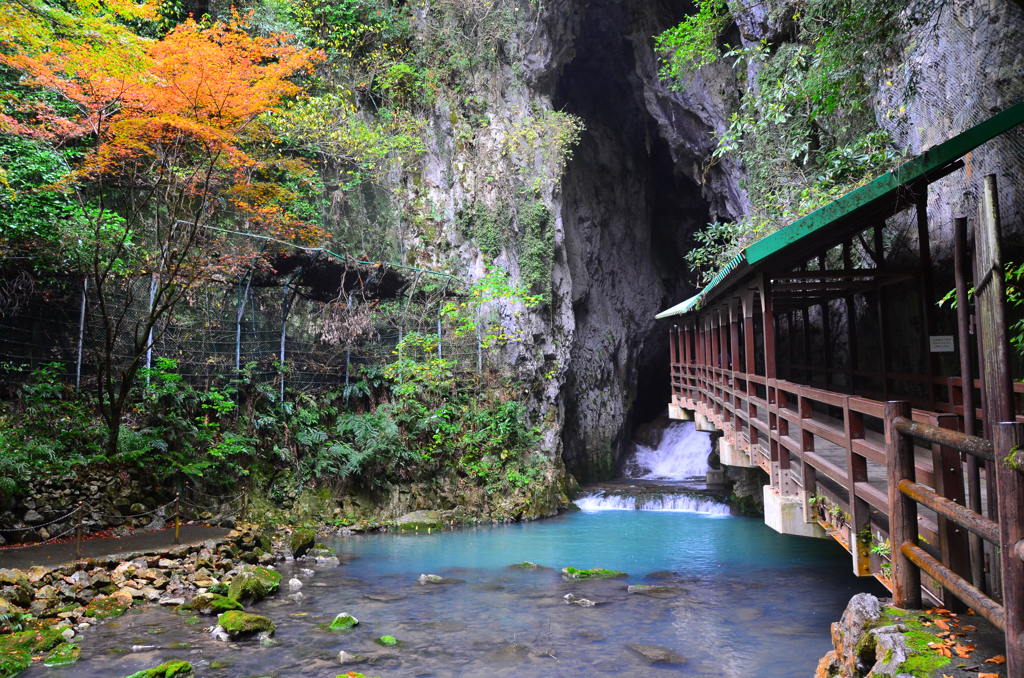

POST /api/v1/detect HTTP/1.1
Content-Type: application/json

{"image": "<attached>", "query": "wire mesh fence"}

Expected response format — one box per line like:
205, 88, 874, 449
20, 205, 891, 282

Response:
0, 270, 504, 394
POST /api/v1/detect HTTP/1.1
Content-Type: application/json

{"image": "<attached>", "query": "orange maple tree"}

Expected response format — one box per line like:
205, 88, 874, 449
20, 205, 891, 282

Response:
1, 15, 326, 454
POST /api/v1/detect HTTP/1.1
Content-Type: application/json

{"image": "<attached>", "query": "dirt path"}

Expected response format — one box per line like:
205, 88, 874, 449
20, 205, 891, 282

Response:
0, 525, 230, 569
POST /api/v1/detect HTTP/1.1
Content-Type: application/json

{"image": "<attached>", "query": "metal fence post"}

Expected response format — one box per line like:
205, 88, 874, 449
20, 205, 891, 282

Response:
74, 502, 83, 559
75, 276, 87, 389
885, 400, 921, 608
174, 491, 181, 545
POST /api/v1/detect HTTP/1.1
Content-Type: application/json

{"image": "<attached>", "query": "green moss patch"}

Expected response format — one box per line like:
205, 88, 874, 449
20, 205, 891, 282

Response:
178, 593, 242, 615
876, 608, 952, 677
375, 635, 399, 647
123, 660, 194, 678
83, 596, 129, 619
561, 567, 626, 580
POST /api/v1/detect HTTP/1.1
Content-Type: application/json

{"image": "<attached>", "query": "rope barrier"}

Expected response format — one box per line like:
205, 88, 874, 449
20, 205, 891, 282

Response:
0, 523, 79, 550
0, 506, 80, 533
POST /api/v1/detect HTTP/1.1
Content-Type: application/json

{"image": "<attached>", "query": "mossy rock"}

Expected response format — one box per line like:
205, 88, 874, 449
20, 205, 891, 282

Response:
216, 610, 275, 639
0, 627, 66, 678
0, 649, 31, 678
227, 566, 281, 604
561, 567, 626, 580
178, 593, 242, 616
327, 613, 358, 631
375, 635, 399, 647
43, 642, 80, 667
123, 660, 194, 678
83, 596, 129, 619
207, 582, 229, 595
509, 561, 541, 570
289, 529, 316, 558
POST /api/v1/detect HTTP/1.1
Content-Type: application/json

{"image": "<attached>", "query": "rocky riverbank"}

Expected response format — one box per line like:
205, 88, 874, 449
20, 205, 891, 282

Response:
0, 525, 294, 677
815, 593, 1008, 678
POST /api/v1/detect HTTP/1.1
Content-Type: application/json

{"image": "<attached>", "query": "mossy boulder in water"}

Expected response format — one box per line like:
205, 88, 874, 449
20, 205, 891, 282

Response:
123, 660, 194, 677
43, 642, 80, 667
227, 566, 281, 603
289, 529, 316, 558
216, 610, 276, 639
178, 593, 243, 615
561, 567, 626, 580
375, 635, 399, 647
327, 613, 359, 631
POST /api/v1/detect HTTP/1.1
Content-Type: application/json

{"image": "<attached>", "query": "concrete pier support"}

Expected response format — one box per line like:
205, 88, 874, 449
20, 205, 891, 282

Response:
763, 486, 828, 539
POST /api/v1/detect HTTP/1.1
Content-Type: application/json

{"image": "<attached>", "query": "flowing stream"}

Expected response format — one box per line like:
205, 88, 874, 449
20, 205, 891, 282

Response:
31, 422, 882, 677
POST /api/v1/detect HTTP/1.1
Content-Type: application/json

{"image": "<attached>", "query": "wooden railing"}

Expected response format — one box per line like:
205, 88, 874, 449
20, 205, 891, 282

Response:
669, 352, 1024, 674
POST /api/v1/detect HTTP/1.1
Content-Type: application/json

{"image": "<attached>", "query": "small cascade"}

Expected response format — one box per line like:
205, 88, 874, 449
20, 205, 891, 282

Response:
574, 491, 729, 515
574, 420, 729, 515
622, 421, 712, 480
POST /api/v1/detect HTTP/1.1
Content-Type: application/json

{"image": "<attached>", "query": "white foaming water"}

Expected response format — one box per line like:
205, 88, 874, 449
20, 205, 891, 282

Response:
574, 492, 729, 515
623, 421, 712, 480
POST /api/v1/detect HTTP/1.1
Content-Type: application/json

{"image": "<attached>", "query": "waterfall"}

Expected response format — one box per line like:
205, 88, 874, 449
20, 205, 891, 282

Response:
622, 421, 712, 480
574, 492, 729, 515
573, 421, 728, 515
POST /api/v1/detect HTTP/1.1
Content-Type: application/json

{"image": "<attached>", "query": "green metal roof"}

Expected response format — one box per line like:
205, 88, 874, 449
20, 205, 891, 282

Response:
656, 100, 1024, 320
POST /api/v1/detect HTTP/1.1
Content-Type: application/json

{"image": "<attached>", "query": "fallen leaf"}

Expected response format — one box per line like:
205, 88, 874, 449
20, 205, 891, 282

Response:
963, 624, 978, 632
936, 619, 951, 630
985, 655, 1006, 664
978, 673, 999, 678
954, 643, 976, 658
967, 608, 976, 615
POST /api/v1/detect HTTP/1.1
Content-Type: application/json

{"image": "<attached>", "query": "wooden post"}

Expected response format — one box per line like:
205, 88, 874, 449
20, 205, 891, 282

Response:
932, 413, 970, 610
885, 400, 921, 608
975, 174, 1012, 598
875, 225, 891, 399
846, 403, 872, 576
954, 215, 984, 590
760, 274, 777, 381
819, 255, 833, 391
915, 186, 938, 408
843, 241, 858, 393
993, 422, 1024, 677
742, 292, 758, 448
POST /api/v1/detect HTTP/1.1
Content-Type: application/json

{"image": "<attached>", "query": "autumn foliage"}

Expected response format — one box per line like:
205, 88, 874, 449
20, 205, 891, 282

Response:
3, 17, 320, 173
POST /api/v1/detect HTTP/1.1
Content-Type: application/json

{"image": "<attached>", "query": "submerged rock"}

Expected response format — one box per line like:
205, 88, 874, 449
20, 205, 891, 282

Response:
625, 584, 682, 598
563, 593, 599, 607
417, 573, 462, 585
288, 577, 303, 591
626, 643, 686, 665
123, 660, 194, 677
178, 593, 242, 615
337, 650, 367, 665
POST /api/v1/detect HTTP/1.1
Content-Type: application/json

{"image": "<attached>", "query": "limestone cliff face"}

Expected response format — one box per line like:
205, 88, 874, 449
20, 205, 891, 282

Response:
398, 0, 1023, 485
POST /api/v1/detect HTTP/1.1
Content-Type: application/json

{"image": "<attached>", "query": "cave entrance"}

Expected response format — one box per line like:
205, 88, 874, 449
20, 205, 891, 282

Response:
551, 0, 713, 482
